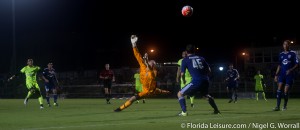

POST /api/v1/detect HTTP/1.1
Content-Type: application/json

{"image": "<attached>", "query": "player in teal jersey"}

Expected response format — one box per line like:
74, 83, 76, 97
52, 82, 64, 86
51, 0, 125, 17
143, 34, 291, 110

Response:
134, 69, 145, 103
8, 59, 44, 109
177, 51, 194, 107
254, 70, 267, 101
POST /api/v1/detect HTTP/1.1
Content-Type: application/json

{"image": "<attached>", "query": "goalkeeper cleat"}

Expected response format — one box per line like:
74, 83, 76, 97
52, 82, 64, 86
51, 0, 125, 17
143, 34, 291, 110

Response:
178, 111, 188, 116
114, 108, 122, 112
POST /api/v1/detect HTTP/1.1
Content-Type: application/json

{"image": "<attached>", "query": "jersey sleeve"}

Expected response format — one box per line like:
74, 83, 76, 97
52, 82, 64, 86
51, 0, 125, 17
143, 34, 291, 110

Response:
177, 59, 182, 67
181, 58, 187, 73
133, 47, 146, 68
20, 67, 26, 73
293, 52, 299, 64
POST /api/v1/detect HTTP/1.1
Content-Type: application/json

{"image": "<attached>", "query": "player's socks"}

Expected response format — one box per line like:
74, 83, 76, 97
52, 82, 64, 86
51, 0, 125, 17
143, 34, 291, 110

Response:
276, 90, 282, 108
46, 96, 50, 104
234, 93, 238, 102
283, 93, 288, 108
208, 97, 219, 113
26, 91, 33, 99
119, 100, 133, 110
24, 98, 29, 105
190, 96, 194, 106
38, 95, 43, 105
262, 92, 267, 101
228, 91, 232, 101
256, 93, 259, 100
53, 94, 58, 103
178, 97, 187, 112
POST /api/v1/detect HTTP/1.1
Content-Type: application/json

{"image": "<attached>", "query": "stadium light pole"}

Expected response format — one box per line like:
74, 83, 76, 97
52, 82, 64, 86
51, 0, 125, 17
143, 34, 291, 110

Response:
10, 0, 17, 74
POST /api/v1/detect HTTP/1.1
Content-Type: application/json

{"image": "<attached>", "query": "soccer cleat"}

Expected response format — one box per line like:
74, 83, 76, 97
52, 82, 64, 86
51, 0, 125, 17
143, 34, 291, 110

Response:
282, 106, 287, 111
24, 98, 28, 106
143, 99, 145, 104
54, 103, 58, 106
273, 107, 280, 111
47, 103, 51, 107
228, 99, 233, 103
114, 108, 122, 112
40, 104, 44, 109
178, 111, 188, 116
234, 100, 237, 103
136, 100, 139, 104
191, 104, 194, 108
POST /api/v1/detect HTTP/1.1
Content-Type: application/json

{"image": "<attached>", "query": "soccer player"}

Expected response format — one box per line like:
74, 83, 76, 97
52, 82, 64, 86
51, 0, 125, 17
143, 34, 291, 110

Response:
8, 59, 44, 109
134, 69, 145, 104
273, 40, 299, 111
42, 62, 59, 107
225, 63, 239, 103
99, 63, 115, 104
254, 70, 267, 101
176, 51, 194, 107
114, 35, 170, 112
177, 44, 220, 116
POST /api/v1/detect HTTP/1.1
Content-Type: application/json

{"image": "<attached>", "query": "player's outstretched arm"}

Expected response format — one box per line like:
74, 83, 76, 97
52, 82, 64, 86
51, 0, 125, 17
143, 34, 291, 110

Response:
7, 72, 21, 82
131, 35, 138, 47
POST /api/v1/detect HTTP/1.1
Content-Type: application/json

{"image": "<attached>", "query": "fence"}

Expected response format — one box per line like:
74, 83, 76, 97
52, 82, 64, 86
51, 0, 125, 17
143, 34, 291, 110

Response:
1, 66, 300, 98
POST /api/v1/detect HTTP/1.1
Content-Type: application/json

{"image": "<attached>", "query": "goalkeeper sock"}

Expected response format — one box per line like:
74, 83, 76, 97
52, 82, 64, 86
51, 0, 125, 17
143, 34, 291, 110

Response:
120, 100, 133, 110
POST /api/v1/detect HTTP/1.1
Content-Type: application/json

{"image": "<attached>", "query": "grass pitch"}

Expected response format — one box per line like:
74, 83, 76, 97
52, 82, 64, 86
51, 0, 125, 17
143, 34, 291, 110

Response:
0, 98, 299, 130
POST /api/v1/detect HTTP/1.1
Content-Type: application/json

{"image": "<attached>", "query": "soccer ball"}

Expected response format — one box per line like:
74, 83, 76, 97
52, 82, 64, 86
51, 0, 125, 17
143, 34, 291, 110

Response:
181, 5, 193, 17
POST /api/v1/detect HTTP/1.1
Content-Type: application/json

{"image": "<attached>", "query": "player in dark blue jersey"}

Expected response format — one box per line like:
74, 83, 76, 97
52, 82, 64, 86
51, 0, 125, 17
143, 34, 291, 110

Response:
225, 63, 240, 103
177, 44, 220, 116
42, 62, 59, 107
273, 40, 299, 111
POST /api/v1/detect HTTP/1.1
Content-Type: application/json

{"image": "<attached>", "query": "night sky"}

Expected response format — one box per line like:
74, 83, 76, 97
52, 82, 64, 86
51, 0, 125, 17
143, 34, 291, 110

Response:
0, 0, 299, 73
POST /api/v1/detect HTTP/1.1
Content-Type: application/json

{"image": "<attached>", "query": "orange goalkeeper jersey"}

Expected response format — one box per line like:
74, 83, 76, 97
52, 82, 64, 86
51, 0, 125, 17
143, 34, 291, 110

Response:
133, 47, 157, 93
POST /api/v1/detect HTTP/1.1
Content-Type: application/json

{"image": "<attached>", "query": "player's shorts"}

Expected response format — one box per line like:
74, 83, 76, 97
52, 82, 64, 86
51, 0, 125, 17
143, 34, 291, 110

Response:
180, 78, 192, 89
227, 81, 238, 89
180, 79, 209, 97
26, 82, 40, 90
45, 83, 55, 92
255, 86, 264, 92
103, 80, 112, 89
278, 75, 294, 87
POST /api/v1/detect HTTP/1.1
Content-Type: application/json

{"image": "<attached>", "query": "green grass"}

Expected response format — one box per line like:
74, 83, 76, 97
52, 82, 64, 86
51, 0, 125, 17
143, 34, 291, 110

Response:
0, 98, 300, 130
